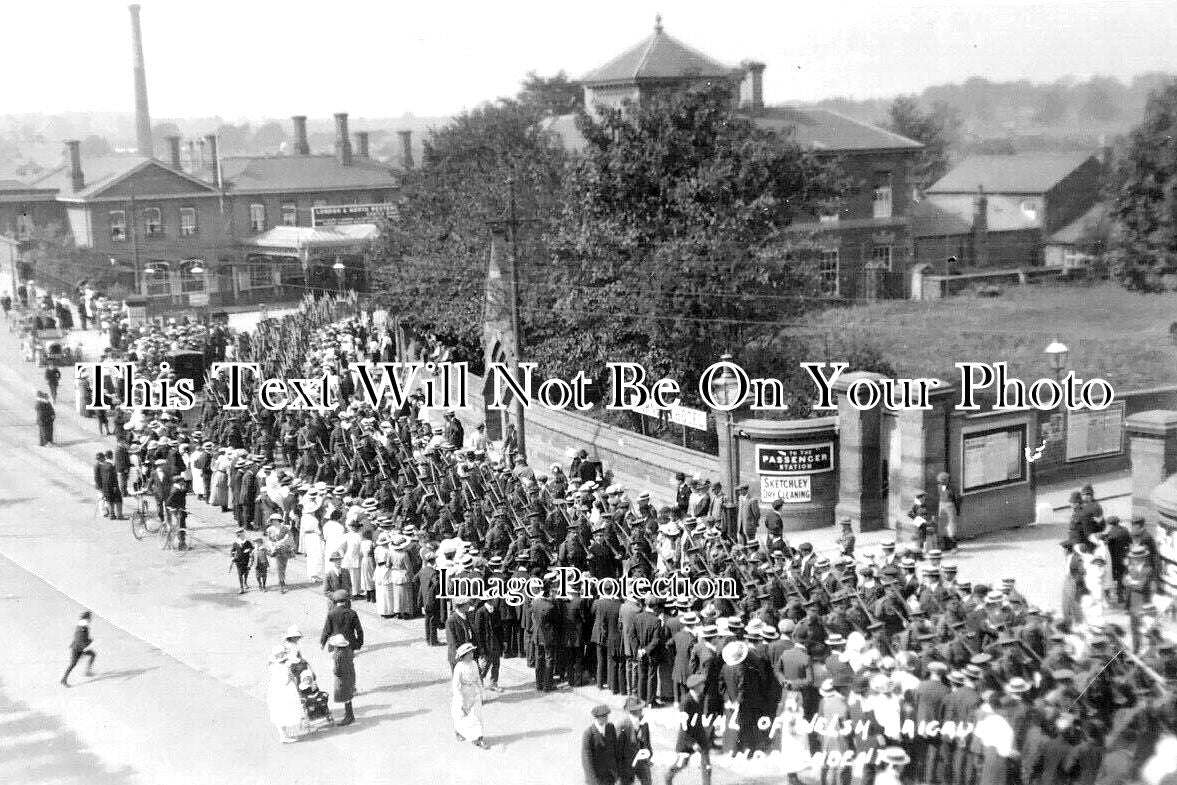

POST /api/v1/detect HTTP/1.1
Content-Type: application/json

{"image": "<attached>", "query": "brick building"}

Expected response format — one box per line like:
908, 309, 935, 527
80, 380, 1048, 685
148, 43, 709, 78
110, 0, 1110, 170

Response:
542, 17, 924, 300
14, 114, 400, 312
912, 151, 1107, 281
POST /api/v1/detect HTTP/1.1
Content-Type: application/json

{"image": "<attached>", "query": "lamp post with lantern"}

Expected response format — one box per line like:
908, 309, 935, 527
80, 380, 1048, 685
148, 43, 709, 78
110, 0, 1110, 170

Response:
1044, 340, 1069, 382
709, 353, 742, 537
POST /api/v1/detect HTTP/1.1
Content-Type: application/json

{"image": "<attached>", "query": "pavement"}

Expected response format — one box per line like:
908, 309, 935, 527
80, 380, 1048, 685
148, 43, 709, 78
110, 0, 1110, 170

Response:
0, 313, 1127, 784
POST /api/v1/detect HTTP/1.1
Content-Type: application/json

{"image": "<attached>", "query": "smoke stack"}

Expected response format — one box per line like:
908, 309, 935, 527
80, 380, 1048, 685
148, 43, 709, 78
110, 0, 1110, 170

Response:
354, 131, 370, 159
204, 134, 220, 188
973, 185, 989, 267
741, 60, 765, 111
128, 4, 153, 158
334, 113, 352, 166
66, 140, 84, 191
398, 130, 414, 169
187, 140, 197, 170
291, 115, 309, 155
167, 135, 182, 169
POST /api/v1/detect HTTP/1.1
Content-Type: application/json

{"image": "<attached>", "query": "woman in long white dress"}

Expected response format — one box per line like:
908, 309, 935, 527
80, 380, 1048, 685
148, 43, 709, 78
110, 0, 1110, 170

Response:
208, 449, 230, 510
359, 531, 376, 603
451, 643, 487, 748
300, 493, 324, 582
387, 534, 415, 618
777, 690, 810, 778
267, 645, 307, 743
373, 535, 395, 617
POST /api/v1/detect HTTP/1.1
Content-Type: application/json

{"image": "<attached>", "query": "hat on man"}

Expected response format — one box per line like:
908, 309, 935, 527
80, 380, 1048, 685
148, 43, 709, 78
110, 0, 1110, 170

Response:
331, 589, 349, 602
679, 612, 701, 626
880, 747, 911, 767
963, 664, 984, 681
699, 624, 718, 639
1005, 677, 1031, 694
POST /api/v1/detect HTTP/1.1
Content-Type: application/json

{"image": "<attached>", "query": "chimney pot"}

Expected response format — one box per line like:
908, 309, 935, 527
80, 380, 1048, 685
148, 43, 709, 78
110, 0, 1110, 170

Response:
741, 60, 766, 112
334, 113, 352, 166
291, 115, 309, 155
204, 134, 220, 188
129, 4, 154, 157
166, 135, 182, 169
354, 131, 370, 159
66, 140, 84, 191
398, 130, 414, 169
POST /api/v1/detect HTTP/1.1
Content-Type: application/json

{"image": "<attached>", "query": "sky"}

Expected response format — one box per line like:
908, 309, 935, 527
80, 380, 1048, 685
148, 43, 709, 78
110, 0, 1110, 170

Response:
2, 0, 1174, 120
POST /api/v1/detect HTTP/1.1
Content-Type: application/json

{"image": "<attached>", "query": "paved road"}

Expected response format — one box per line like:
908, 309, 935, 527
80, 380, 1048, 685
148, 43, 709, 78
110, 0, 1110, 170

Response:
0, 322, 790, 784
0, 315, 1122, 784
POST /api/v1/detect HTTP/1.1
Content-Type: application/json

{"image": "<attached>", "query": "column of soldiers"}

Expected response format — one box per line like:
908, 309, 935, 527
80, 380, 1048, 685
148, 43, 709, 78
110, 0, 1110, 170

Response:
104, 303, 1177, 785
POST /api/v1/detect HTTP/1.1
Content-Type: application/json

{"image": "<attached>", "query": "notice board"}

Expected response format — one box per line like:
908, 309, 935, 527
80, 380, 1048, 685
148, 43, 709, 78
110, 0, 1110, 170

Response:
1065, 402, 1125, 462
962, 424, 1026, 493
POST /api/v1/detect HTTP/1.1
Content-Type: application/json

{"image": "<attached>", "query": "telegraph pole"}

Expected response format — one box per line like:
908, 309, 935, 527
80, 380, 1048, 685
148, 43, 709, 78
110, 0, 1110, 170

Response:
488, 176, 537, 462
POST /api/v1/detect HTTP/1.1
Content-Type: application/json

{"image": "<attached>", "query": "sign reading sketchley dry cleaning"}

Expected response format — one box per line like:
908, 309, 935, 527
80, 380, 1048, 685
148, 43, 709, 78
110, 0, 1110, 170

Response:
756, 442, 835, 504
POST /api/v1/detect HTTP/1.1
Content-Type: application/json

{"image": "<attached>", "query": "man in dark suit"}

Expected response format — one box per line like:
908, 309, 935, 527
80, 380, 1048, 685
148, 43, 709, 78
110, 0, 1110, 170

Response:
35, 390, 55, 446
632, 600, 668, 705
531, 582, 562, 692
615, 696, 652, 785
473, 595, 504, 691
670, 612, 698, 706
417, 555, 441, 646
592, 594, 624, 693
581, 704, 619, 785
666, 674, 712, 785
940, 670, 980, 785
320, 589, 364, 650
563, 588, 592, 687
913, 661, 950, 783
445, 598, 476, 670
323, 553, 352, 609
688, 624, 724, 717
147, 458, 172, 522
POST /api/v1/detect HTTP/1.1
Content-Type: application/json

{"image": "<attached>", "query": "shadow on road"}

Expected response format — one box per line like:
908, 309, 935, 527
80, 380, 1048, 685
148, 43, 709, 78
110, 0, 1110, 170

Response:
492, 725, 572, 746
84, 666, 161, 685
0, 678, 140, 784
364, 676, 450, 694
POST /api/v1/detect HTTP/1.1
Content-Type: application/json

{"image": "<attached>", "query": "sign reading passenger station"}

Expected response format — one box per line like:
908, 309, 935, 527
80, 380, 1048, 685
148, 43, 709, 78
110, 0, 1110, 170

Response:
756, 443, 834, 475
311, 203, 398, 227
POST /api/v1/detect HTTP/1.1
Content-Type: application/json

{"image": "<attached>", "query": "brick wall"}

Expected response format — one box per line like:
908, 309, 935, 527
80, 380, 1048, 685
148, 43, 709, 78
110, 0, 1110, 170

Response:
451, 373, 718, 507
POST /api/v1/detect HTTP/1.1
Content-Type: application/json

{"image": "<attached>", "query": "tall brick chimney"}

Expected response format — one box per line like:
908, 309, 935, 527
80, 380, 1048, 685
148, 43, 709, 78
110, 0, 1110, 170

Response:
187, 139, 197, 170
398, 130, 414, 169
741, 60, 766, 111
291, 115, 310, 155
167, 135, 182, 169
354, 131, 370, 159
334, 113, 352, 166
972, 185, 989, 268
204, 134, 220, 187
66, 140, 84, 191
128, 4, 154, 158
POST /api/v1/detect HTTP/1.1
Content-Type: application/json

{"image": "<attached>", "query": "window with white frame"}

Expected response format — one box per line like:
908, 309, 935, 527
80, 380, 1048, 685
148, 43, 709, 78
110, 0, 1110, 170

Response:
249, 203, 266, 233
281, 202, 298, 227
818, 250, 840, 295
180, 265, 205, 293
143, 207, 163, 237
145, 262, 170, 296
872, 180, 893, 220
871, 245, 893, 271
248, 262, 272, 288
109, 210, 127, 241
179, 207, 197, 236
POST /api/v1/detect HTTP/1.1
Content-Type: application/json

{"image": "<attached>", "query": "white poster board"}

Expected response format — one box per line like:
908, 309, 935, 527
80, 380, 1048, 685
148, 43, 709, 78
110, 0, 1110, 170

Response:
1066, 402, 1125, 461
962, 425, 1026, 493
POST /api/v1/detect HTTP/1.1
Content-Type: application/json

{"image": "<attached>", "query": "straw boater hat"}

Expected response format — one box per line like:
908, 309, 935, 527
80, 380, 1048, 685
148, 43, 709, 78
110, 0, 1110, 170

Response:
455, 642, 477, 660
819, 678, 838, 698
722, 640, 749, 666
388, 534, 410, 550
658, 520, 681, 537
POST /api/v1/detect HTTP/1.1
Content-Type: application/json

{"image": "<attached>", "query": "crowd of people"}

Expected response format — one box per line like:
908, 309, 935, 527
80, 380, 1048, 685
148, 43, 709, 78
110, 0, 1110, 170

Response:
60, 295, 1177, 784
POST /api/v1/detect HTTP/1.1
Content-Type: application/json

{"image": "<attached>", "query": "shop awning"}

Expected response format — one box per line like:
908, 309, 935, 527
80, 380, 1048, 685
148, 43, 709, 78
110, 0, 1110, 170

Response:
237, 224, 379, 252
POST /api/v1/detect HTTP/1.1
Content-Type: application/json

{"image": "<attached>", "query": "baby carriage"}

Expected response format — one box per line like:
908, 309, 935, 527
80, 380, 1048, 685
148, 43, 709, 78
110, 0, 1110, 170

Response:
292, 661, 334, 730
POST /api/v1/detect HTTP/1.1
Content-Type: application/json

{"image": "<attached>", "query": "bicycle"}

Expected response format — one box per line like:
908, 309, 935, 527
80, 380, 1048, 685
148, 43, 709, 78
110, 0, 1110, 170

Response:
129, 492, 162, 540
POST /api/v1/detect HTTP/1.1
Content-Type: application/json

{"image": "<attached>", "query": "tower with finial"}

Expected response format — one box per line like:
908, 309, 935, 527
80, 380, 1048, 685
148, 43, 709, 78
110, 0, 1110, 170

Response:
654, 13, 663, 34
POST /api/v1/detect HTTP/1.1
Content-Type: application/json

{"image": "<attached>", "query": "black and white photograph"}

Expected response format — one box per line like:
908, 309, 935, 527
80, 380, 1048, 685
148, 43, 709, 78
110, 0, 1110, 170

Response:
3, 1, 1177, 783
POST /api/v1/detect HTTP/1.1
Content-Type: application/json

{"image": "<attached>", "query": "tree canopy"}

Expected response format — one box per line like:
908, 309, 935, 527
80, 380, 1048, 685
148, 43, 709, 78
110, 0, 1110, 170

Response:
884, 96, 958, 189
1109, 78, 1177, 291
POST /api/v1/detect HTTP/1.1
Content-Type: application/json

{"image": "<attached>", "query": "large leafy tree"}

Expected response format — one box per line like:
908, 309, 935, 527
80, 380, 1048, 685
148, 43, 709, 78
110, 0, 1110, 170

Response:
884, 96, 958, 189
371, 98, 567, 363
1109, 78, 1177, 291
517, 71, 583, 117
530, 83, 846, 401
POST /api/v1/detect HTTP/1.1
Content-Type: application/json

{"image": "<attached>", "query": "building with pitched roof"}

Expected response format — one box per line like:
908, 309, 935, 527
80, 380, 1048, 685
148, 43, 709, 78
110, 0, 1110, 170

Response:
544, 17, 924, 301
9, 114, 400, 312
911, 150, 1108, 288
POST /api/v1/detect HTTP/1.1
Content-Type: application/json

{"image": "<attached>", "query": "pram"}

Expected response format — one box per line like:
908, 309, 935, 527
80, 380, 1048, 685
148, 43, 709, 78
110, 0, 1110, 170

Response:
291, 660, 334, 730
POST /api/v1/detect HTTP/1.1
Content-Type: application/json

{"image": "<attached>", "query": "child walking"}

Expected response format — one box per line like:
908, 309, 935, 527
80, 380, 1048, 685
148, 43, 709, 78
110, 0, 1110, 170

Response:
253, 538, 270, 591
230, 528, 254, 594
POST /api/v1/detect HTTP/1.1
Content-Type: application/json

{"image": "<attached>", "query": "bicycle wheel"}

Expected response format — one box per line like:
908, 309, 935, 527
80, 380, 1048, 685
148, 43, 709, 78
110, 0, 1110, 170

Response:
160, 522, 175, 550
144, 507, 163, 534
130, 509, 147, 540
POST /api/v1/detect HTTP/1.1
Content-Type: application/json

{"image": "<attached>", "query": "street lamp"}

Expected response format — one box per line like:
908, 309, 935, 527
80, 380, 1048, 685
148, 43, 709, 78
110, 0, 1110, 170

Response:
1044, 340, 1069, 381
709, 353, 741, 537
333, 256, 346, 292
